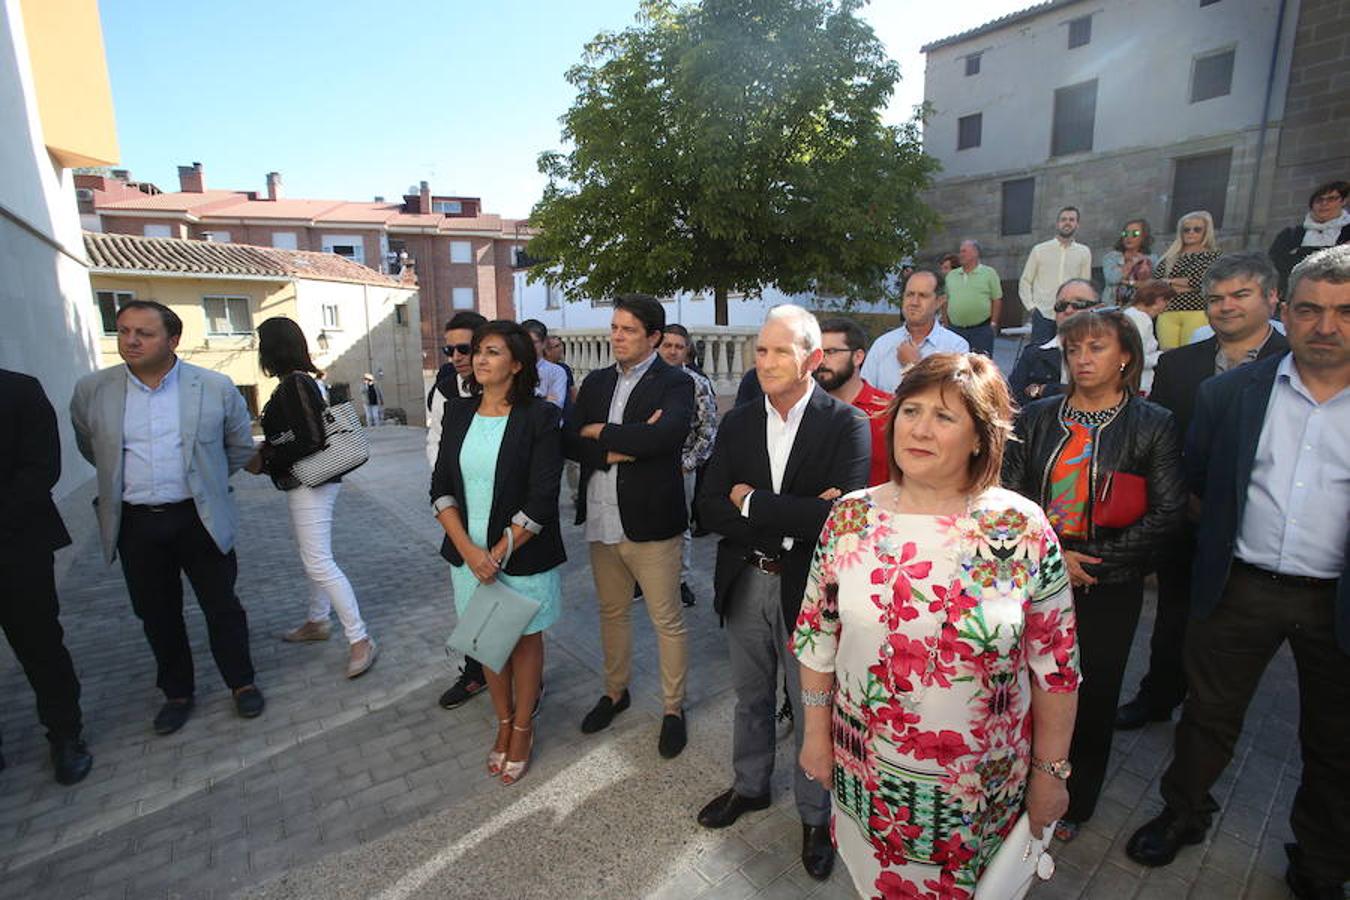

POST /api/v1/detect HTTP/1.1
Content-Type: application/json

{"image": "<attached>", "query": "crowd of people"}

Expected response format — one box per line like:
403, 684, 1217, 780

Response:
0, 187, 1346, 898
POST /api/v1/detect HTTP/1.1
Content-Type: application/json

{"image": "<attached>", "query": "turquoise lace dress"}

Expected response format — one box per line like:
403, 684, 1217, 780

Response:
449, 413, 561, 635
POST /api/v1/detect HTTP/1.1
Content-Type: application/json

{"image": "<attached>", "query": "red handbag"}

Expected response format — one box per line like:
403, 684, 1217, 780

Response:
1093, 471, 1148, 528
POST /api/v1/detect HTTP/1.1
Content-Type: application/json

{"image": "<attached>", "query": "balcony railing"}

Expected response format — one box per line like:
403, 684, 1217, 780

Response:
555, 326, 759, 395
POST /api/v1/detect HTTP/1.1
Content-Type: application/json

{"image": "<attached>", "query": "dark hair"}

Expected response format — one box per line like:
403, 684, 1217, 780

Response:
1308, 180, 1349, 208
663, 323, 690, 342
1112, 217, 1154, 254
1202, 251, 1278, 297
469, 320, 539, 406
520, 319, 549, 342
882, 352, 1013, 493
445, 311, 487, 334
939, 252, 960, 269
115, 300, 183, 339
1130, 279, 1176, 309
257, 316, 317, 378
614, 294, 665, 335
905, 268, 946, 297
818, 316, 868, 353
1058, 308, 1144, 395
1058, 206, 1080, 219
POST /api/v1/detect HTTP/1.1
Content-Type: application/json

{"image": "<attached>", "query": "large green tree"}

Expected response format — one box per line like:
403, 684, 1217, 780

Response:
528, 0, 939, 324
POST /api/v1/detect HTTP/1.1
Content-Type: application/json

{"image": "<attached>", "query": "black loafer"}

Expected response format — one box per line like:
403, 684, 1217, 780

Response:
801, 823, 835, 880
658, 711, 687, 759
580, 690, 630, 734
153, 698, 194, 735
1115, 696, 1174, 730
697, 788, 771, 828
233, 686, 265, 719
1125, 808, 1208, 867
50, 737, 93, 786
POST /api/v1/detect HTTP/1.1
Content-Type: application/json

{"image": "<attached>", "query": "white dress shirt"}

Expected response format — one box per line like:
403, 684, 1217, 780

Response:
859, 324, 970, 393
1019, 238, 1093, 319
122, 360, 192, 505
741, 379, 816, 549
585, 352, 658, 544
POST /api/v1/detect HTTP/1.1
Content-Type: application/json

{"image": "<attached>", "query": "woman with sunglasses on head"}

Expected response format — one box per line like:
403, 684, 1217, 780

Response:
1102, 219, 1156, 305
1003, 308, 1185, 842
1153, 211, 1222, 350
430, 320, 564, 785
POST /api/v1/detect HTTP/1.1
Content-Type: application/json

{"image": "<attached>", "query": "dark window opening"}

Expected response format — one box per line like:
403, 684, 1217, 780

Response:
965, 53, 981, 76
1002, 178, 1036, 236
1170, 150, 1233, 228
1191, 49, 1236, 102
1067, 16, 1092, 48
1052, 79, 1097, 156
957, 113, 983, 150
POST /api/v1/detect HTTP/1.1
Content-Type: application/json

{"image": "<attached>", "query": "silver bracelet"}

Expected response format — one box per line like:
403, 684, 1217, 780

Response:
800, 688, 835, 707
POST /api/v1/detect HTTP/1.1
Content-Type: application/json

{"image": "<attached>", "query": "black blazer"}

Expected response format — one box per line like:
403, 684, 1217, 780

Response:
1149, 331, 1289, 441
563, 355, 693, 541
1185, 352, 1350, 651
697, 387, 871, 624
1008, 344, 1066, 408
0, 369, 72, 559
430, 396, 565, 575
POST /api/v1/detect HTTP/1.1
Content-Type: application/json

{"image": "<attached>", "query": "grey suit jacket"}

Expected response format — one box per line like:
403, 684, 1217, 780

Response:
70, 360, 256, 563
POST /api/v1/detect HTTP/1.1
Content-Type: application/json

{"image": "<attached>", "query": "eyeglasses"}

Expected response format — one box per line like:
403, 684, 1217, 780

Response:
1053, 299, 1100, 313
1120, 229, 1143, 238
1181, 225, 1205, 234
821, 347, 855, 356
1311, 194, 1343, 204
442, 343, 472, 357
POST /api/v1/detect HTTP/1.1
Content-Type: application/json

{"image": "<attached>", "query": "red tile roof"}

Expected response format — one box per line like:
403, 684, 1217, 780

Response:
84, 231, 404, 287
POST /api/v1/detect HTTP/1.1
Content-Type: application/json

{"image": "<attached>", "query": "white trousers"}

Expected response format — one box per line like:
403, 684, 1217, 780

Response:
286, 482, 367, 643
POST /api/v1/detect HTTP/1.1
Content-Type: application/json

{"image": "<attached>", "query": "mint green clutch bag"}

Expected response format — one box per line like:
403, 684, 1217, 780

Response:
446, 529, 540, 672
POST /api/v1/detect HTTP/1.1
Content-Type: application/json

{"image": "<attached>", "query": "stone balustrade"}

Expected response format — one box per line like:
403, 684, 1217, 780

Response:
555, 326, 759, 395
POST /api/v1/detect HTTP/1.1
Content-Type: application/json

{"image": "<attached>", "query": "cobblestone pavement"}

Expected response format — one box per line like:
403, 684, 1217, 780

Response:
0, 387, 1314, 899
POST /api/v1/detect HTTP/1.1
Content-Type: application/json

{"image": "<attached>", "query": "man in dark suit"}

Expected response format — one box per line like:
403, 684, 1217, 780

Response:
1007, 279, 1101, 406
0, 370, 93, 784
564, 295, 694, 758
695, 305, 870, 881
1117, 252, 1288, 729
1126, 245, 1350, 900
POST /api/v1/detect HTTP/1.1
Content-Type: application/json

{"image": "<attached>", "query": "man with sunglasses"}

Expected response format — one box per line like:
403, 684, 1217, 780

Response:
1019, 206, 1093, 345
1007, 278, 1102, 407
426, 311, 489, 710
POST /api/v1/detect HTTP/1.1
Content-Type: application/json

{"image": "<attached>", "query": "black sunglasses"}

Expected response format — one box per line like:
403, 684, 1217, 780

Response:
1053, 299, 1101, 314
442, 342, 472, 357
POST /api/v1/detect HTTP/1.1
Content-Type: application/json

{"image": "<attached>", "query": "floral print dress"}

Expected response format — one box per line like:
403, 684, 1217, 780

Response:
791, 487, 1079, 899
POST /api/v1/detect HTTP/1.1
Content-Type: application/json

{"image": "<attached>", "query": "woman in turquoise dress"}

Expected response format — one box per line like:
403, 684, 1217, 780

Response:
430, 321, 564, 785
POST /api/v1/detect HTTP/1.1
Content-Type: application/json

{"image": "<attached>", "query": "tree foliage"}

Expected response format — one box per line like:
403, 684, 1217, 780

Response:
528, 0, 940, 323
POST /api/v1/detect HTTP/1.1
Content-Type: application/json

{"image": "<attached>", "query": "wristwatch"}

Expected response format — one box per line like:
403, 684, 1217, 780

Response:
1031, 757, 1072, 780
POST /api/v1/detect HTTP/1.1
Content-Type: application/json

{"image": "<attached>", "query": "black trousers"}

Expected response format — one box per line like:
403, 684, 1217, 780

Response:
117, 502, 255, 699
1065, 577, 1144, 823
1161, 565, 1349, 884
0, 550, 83, 746
1133, 532, 1194, 712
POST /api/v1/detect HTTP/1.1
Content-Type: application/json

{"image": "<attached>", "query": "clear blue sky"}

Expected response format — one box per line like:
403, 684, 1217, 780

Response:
99, 0, 1023, 219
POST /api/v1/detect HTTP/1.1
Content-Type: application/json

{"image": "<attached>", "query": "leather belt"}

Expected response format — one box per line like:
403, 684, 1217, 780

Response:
746, 552, 783, 575
123, 499, 193, 514
1233, 559, 1336, 591
953, 318, 992, 329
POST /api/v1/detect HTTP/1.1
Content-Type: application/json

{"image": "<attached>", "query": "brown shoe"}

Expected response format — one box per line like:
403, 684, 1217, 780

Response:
347, 638, 378, 678
283, 620, 331, 643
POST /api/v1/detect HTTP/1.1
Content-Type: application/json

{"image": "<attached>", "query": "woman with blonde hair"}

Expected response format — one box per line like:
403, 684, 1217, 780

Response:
1152, 211, 1221, 349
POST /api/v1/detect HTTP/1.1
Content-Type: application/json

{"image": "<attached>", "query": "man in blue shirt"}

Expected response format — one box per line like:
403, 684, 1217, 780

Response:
1126, 246, 1350, 899
859, 269, 969, 393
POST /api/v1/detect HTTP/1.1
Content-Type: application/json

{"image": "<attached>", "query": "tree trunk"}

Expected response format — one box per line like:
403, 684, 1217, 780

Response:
714, 284, 729, 326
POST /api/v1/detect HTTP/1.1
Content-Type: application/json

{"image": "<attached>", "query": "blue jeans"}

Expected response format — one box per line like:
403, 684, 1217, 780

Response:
950, 321, 995, 357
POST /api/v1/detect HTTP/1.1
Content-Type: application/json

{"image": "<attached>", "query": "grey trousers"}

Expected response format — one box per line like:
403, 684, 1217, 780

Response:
725, 567, 830, 826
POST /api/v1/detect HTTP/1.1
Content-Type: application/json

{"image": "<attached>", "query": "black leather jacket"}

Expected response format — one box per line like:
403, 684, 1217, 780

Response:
1002, 394, 1185, 584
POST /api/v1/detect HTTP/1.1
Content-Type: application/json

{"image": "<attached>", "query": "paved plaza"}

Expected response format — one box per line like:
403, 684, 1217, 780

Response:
0, 358, 1315, 899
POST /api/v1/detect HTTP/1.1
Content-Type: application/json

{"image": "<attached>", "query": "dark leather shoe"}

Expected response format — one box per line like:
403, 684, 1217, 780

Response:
801, 823, 835, 880
697, 788, 771, 829
233, 686, 265, 719
51, 737, 93, 786
680, 582, 696, 607
1125, 808, 1208, 867
153, 698, 194, 735
1285, 844, 1345, 900
1115, 696, 1173, 730
658, 711, 687, 759
580, 690, 630, 734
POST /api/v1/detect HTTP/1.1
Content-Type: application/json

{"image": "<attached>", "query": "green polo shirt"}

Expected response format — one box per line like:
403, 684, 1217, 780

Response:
945, 264, 1003, 327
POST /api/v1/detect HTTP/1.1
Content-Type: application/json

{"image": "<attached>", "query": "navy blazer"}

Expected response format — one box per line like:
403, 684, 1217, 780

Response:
697, 386, 871, 625
563, 355, 693, 542
1008, 343, 1065, 408
0, 370, 72, 560
430, 396, 565, 576
1149, 331, 1288, 441
1186, 352, 1350, 651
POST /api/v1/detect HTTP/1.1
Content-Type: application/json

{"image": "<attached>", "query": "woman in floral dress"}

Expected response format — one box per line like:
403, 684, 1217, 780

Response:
794, 353, 1081, 899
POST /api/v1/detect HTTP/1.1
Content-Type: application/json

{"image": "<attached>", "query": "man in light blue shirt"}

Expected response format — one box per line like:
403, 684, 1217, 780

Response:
1127, 245, 1350, 896
859, 270, 969, 393
521, 319, 568, 409
71, 301, 263, 736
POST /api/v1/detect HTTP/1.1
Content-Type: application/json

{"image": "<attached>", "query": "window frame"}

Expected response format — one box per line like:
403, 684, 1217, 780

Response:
1051, 79, 1098, 157
271, 231, 298, 250
452, 287, 476, 310
1190, 47, 1237, 103
450, 240, 473, 264
95, 289, 135, 335
1001, 177, 1036, 237
1169, 149, 1233, 229
143, 224, 172, 239
1067, 15, 1092, 49
964, 53, 981, 76
957, 113, 983, 151
432, 199, 463, 215
322, 304, 341, 330
202, 295, 254, 336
